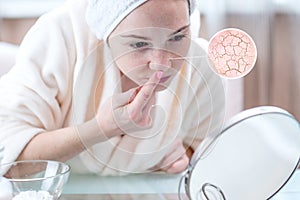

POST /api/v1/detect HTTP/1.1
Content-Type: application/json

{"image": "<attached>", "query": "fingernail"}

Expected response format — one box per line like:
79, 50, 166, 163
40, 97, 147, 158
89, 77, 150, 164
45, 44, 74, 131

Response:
156, 71, 163, 79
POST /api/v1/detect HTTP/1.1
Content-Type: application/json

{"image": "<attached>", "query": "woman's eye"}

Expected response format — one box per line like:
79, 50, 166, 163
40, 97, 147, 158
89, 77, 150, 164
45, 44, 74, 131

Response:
169, 34, 186, 42
130, 41, 149, 49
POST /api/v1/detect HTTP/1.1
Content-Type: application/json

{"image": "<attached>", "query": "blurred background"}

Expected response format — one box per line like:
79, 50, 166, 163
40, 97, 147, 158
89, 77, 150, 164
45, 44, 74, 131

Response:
198, 0, 300, 121
0, 0, 299, 121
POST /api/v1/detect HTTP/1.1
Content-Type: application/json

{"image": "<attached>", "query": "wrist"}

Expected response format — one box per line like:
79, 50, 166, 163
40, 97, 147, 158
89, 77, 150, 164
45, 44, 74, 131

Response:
76, 118, 118, 148
95, 115, 123, 138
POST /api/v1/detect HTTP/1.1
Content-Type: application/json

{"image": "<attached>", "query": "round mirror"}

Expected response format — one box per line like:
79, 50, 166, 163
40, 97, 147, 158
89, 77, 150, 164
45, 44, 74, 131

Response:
184, 106, 300, 200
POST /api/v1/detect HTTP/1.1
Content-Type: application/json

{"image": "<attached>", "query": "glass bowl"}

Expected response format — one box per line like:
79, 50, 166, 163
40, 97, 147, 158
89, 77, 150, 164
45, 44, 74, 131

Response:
0, 160, 70, 200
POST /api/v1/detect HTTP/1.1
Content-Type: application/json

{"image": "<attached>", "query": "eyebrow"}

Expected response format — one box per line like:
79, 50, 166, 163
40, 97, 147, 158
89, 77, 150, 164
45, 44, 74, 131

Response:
169, 24, 190, 36
120, 24, 190, 40
121, 34, 151, 40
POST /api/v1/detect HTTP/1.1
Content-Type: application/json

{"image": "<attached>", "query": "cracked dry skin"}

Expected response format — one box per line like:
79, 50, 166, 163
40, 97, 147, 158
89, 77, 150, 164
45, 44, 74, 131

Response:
208, 28, 257, 79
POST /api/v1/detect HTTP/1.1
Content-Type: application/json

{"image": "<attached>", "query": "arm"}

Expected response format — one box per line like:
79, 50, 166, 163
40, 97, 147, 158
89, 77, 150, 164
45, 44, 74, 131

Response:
17, 71, 164, 162
17, 119, 106, 162
0, 9, 78, 164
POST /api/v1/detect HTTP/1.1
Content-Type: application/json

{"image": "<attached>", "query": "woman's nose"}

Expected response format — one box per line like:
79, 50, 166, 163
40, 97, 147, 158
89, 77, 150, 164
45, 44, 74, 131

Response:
148, 49, 172, 71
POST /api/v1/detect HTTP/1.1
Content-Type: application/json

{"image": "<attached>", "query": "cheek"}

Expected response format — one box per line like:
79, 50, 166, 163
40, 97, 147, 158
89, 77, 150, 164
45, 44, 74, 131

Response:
115, 52, 147, 72
172, 59, 185, 71
168, 40, 191, 58
114, 53, 149, 82
115, 56, 133, 74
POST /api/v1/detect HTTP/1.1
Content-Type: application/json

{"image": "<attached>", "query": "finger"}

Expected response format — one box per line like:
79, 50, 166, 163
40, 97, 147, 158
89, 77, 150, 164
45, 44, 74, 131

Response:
131, 71, 163, 109
160, 153, 188, 173
128, 86, 142, 104
137, 94, 156, 127
142, 92, 156, 114
166, 154, 189, 174
112, 87, 137, 108
159, 140, 186, 169
162, 139, 185, 163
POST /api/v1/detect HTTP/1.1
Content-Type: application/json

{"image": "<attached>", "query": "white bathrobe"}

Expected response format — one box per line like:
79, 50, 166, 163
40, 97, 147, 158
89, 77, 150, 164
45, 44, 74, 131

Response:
0, 0, 225, 175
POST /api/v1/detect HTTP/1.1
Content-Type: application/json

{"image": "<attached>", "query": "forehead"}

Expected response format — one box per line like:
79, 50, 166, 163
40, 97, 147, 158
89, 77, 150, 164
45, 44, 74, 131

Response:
111, 0, 189, 35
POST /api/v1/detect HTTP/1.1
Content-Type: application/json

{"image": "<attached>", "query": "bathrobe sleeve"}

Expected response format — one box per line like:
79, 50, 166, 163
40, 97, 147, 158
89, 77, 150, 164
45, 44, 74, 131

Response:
0, 7, 76, 164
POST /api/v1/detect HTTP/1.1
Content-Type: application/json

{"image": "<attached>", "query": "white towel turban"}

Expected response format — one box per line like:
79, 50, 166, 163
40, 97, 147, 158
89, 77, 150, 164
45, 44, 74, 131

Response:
86, 0, 198, 40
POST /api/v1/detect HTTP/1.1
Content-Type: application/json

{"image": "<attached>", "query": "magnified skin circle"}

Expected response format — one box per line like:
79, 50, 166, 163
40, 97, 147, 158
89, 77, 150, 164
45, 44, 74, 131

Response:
208, 28, 257, 79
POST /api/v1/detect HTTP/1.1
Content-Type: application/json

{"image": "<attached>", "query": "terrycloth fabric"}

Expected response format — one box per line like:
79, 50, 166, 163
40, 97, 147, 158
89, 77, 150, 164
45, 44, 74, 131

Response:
0, 42, 18, 76
0, 0, 224, 175
86, 0, 199, 40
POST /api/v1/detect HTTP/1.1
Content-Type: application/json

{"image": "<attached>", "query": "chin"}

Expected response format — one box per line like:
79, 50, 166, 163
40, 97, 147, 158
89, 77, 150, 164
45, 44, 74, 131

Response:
155, 76, 176, 91
155, 85, 168, 92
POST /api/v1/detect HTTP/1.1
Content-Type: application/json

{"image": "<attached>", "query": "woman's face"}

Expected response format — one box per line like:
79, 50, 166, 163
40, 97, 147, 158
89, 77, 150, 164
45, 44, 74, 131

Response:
108, 0, 191, 91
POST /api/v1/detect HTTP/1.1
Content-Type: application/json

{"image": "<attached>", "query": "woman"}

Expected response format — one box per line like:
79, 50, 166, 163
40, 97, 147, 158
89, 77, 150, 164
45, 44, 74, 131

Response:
0, 0, 225, 175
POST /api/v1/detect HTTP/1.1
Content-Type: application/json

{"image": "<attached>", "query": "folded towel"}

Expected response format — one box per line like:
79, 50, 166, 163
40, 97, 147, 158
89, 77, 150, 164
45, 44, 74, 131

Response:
86, 0, 198, 40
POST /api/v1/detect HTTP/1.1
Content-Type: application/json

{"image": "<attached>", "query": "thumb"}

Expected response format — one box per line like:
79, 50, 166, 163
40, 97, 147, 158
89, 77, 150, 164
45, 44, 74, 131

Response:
112, 87, 139, 108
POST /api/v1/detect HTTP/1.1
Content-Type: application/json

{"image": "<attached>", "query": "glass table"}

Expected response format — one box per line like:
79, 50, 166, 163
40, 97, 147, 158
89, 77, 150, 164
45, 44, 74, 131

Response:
61, 170, 300, 199
60, 194, 187, 200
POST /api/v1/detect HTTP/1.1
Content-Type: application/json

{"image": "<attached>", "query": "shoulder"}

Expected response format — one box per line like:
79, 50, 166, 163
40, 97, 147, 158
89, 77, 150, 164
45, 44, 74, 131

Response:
20, 0, 98, 59
34, 0, 87, 32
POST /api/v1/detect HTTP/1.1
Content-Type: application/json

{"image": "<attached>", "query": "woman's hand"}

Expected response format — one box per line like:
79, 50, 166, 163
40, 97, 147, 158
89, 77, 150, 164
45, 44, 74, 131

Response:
95, 71, 163, 138
152, 138, 190, 174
